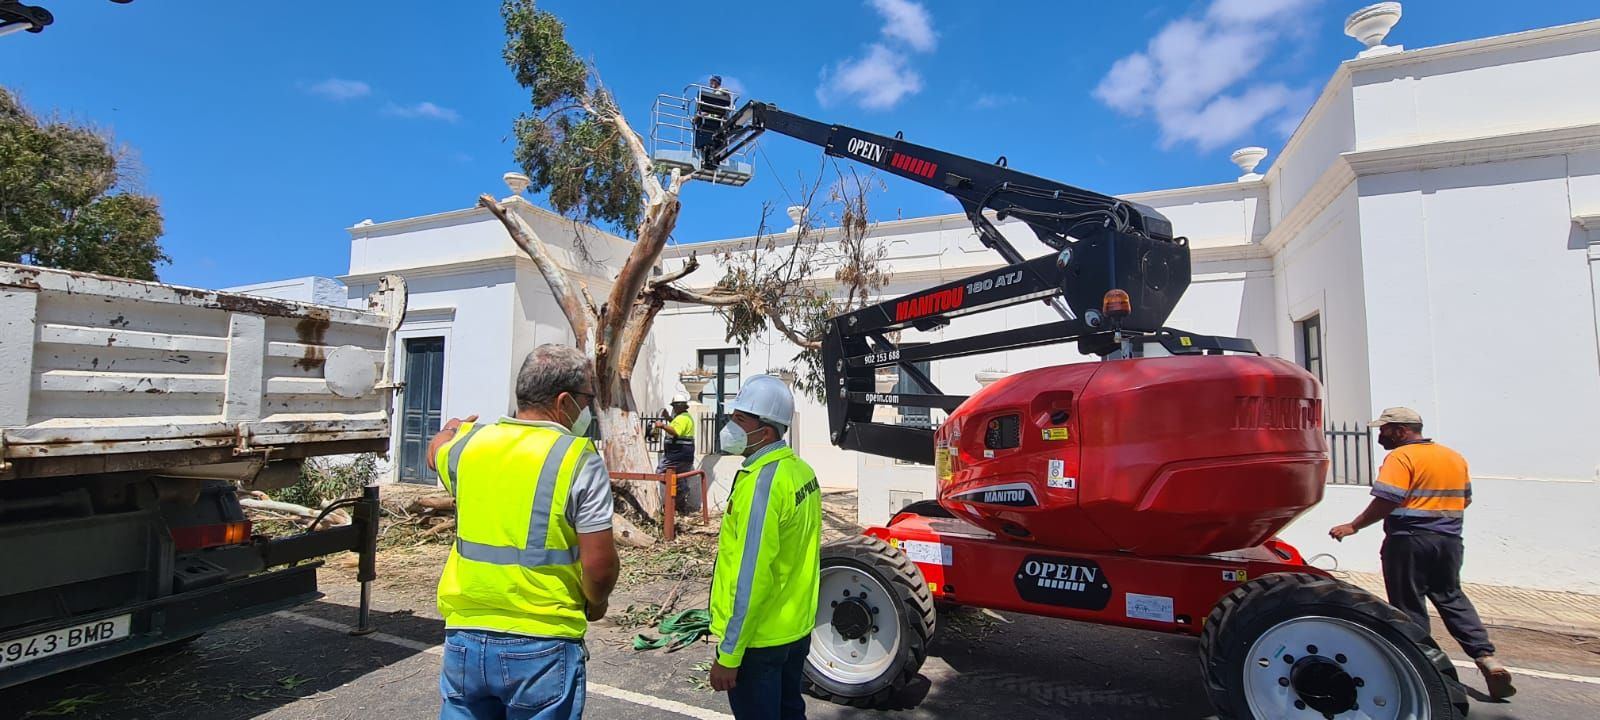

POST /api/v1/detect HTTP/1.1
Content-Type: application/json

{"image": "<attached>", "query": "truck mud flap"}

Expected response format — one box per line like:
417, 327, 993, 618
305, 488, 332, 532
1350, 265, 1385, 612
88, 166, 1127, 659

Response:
0, 563, 321, 690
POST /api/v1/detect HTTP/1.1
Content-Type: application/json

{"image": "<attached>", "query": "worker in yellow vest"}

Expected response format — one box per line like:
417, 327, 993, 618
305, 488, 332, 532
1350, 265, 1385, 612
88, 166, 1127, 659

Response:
654, 392, 699, 513
708, 374, 823, 719
426, 344, 620, 719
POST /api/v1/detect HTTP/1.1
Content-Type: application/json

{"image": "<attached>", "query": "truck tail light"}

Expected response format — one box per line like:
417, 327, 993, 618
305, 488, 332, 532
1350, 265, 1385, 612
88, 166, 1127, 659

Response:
171, 521, 252, 552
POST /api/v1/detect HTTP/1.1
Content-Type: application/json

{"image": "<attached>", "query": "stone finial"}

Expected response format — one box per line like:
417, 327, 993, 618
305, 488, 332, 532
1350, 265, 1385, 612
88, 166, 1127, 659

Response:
785, 205, 807, 233
503, 172, 531, 196
1231, 146, 1269, 180
1345, 3, 1403, 57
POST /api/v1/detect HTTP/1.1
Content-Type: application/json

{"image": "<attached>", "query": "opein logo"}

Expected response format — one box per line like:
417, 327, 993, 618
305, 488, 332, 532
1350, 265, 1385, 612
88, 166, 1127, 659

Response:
845, 137, 885, 163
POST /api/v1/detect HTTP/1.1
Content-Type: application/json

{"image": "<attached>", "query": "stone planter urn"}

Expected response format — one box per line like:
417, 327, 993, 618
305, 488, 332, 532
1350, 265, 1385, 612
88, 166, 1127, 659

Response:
768, 368, 798, 386
875, 370, 900, 393
1345, 3, 1403, 57
785, 205, 806, 233
678, 374, 711, 399
1230, 146, 1268, 181
974, 369, 1009, 388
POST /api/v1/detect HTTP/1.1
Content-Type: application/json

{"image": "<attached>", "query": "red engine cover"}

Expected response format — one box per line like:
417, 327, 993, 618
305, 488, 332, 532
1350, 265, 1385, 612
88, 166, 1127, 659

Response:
935, 355, 1327, 556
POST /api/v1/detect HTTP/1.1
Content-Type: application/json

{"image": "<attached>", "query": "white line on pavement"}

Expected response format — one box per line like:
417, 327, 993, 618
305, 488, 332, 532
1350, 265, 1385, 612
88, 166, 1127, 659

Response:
274, 611, 442, 655
1451, 660, 1600, 686
275, 611, 732, 719
587, 683, 734, 720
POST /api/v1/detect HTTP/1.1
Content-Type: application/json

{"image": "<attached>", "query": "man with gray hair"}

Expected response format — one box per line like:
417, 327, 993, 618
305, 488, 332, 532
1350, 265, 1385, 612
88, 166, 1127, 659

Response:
426, 343, 620, 719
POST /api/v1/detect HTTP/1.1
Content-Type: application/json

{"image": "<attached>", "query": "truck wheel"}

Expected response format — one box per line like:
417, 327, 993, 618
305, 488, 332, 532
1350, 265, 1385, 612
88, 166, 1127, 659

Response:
1199, 572, 1468, 720
805, 535, 937, 708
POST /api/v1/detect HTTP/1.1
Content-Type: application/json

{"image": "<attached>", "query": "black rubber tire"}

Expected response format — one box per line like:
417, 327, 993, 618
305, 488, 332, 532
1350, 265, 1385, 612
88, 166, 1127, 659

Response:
1198, 572, 1469, 720
804, 535, 937, 708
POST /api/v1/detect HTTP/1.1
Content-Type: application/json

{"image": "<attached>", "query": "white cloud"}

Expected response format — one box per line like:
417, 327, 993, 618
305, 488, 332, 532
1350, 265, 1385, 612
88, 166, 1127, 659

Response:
817, 44, 923, 111
383, 101, 460, 123
974, 93, 1022, 109
870, 0, 936, 52
306, 77, 371, 101
1092, 0, 1319, 151
817, 0, 937, 110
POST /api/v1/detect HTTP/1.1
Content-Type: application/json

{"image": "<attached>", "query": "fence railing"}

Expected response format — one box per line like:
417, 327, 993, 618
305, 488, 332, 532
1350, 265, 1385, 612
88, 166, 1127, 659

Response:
700, 413, 728, 455
1326, 421, 1376, 485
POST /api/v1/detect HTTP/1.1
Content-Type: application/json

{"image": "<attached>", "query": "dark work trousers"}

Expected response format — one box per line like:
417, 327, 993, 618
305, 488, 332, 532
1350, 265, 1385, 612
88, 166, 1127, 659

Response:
657, 442, 699, 513
726, 637, 809, 720
1381, 532, 1495, 658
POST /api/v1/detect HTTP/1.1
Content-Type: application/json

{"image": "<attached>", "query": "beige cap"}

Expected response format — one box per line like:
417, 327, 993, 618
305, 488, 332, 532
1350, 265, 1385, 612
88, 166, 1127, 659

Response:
1368, 406, 1423, 427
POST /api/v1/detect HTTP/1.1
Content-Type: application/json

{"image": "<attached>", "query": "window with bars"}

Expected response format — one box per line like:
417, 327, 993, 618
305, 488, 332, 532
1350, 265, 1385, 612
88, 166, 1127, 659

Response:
1297, 314, 1324, 384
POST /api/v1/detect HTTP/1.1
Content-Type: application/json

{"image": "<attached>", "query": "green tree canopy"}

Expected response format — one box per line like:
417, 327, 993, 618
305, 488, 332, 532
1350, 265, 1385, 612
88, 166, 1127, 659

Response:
502, 0, 644, 235
0, 88, 167, 280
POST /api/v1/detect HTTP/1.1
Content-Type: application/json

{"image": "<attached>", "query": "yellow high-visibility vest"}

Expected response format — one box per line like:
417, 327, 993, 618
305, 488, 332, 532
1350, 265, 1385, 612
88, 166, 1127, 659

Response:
434, 420, 590, 638
710, 443, 822, 667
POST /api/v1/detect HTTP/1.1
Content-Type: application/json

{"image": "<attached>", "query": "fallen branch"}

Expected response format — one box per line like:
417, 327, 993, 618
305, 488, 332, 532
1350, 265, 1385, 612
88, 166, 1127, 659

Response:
239, 498, 350, 529
421, 518, 457, 537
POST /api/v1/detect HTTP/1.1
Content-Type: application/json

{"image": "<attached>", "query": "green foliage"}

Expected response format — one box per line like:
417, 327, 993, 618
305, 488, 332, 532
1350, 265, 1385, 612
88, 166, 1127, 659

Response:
501, 0, 643, 235
711, 170, 892, 403
0, 88, 168, 279
275, 454, 377, 509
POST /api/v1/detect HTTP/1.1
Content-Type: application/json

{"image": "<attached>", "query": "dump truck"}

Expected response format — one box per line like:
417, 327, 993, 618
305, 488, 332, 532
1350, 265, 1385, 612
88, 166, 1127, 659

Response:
0, 262, 406, 688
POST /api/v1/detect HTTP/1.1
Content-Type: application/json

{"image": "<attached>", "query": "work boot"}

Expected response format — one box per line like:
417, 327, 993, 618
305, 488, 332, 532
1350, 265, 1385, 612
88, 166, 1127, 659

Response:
1475, 655, 1516, 700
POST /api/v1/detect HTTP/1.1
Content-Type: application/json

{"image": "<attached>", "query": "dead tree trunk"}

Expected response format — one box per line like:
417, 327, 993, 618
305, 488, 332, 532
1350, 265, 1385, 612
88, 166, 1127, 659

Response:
478, 100, 698, 521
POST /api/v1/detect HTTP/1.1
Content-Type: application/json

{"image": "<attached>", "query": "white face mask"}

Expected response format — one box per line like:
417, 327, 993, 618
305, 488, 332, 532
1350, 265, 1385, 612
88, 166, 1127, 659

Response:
564, 395, 593, 437
719, 421, 748, 455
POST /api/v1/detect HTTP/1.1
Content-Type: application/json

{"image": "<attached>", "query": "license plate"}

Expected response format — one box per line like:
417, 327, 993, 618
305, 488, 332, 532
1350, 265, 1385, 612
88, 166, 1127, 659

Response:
0, 615, 131, 670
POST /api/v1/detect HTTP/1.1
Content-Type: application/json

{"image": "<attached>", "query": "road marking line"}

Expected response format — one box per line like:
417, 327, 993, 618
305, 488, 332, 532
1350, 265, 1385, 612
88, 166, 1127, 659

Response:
274, 611, 442, 655
275, 611, 732, 718
588, 683, 734, 720
1451, 660, 1600, 686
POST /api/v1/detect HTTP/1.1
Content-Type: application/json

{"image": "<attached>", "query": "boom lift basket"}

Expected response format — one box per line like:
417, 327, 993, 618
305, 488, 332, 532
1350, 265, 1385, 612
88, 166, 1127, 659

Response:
650, 84, 754, 186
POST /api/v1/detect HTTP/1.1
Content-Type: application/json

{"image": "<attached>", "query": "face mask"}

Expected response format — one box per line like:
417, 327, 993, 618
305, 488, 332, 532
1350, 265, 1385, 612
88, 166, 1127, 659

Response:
564, 395, 593, 437
719, 421, 749, 455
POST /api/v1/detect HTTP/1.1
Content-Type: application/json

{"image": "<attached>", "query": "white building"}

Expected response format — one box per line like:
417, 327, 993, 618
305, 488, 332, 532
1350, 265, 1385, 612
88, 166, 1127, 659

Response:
233, 11, 1600, 593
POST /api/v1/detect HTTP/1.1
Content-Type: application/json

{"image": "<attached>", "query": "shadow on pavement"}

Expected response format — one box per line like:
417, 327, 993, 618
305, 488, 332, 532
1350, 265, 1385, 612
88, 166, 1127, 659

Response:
0, 600, 443, 720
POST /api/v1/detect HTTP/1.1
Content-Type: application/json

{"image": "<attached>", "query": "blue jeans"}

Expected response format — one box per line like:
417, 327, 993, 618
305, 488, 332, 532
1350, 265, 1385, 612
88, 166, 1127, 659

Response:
440, 630, 586, 720
726, 637, 809, 720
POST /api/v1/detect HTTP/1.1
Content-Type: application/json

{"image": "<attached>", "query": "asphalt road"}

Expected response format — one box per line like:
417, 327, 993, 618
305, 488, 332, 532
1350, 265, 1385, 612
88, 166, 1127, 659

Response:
5, 571, 1598, 720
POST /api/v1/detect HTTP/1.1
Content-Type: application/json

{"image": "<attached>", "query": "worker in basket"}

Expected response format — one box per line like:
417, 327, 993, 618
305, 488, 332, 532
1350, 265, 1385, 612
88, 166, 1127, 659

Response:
693, 75, 733, 161
708, 374, 823, 719
654, 392, 700, 513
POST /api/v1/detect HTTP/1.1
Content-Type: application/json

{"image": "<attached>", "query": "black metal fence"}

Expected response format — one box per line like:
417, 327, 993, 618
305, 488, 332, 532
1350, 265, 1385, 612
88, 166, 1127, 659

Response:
700, 413, 728, 455
637, 412, 670, 454
1326, 421, 1376, 485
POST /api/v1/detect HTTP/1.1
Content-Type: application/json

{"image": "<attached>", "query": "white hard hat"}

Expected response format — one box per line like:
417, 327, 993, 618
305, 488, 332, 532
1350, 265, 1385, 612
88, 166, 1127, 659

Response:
671, 392, 691, 404
728, 374, 794, 429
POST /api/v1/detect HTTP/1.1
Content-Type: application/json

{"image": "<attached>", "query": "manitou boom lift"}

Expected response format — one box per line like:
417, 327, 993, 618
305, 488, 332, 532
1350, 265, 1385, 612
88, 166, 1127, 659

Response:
681, 97, 1470, 720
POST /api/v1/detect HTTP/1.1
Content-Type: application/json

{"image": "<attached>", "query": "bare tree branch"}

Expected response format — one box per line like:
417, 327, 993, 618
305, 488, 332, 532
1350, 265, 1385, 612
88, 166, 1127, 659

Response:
478, 194, 594, 348
649, 254, 700, 288
767, 305, 823, 350
654, 284, 743, 307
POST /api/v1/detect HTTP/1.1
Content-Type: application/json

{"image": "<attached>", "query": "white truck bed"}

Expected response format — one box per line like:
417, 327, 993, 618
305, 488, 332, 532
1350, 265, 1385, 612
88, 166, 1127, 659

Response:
0, 262, 406, 482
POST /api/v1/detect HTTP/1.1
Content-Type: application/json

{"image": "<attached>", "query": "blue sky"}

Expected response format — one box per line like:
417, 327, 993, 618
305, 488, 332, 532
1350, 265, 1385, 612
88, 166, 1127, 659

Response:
3, 0, 1594, 289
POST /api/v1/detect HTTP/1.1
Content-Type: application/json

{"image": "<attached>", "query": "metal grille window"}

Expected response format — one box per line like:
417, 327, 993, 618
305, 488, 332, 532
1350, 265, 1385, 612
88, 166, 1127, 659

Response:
1297, 314, 1324, 383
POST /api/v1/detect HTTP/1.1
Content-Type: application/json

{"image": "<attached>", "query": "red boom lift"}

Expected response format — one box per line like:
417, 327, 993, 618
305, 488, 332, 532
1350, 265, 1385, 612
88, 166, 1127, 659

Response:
682, 99, 1470, 719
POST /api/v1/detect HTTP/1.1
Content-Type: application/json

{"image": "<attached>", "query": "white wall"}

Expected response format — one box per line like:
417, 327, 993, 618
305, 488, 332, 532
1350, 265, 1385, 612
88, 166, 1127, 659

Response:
1349, 26, 1600, 151
1281, 478, 1600, 594
1357, 156, 1600, 481
224, 276, 347, 307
